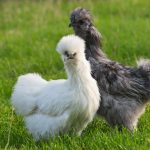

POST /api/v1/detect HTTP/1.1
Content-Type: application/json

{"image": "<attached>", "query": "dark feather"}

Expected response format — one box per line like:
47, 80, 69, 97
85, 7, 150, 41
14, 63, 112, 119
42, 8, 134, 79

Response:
70, 8, 150, 130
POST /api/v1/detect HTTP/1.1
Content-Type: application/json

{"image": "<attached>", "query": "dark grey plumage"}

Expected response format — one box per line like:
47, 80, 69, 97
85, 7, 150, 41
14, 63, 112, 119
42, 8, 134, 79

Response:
69, 8, 150, 131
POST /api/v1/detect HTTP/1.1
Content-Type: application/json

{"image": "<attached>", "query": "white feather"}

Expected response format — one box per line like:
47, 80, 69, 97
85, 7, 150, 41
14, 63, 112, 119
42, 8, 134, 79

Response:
137, 58, 150, 71
11, 35, 100, 140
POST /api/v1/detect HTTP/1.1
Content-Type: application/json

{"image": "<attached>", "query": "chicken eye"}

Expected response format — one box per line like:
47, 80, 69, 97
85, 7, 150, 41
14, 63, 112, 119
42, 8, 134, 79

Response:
78, 20, 84, 25
64, 51, 69, 57
73, 52, 77, 56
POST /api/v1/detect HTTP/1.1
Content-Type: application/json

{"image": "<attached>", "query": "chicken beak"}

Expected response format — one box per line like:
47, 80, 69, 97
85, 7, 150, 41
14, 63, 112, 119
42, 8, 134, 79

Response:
67, 53, 76, 59
68, 55, 74, 59
69, 23, 72, 27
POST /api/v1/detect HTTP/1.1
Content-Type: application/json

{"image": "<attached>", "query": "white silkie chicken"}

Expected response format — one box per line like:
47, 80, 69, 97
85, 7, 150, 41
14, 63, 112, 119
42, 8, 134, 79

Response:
11, 35, 100, 140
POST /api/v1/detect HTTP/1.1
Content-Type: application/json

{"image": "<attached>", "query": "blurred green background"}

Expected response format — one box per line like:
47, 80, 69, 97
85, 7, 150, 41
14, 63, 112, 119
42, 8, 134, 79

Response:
0, 0, 150, 149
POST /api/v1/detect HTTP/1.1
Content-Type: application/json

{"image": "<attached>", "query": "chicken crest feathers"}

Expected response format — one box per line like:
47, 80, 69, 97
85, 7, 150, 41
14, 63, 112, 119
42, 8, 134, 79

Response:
56, 35, 85, 55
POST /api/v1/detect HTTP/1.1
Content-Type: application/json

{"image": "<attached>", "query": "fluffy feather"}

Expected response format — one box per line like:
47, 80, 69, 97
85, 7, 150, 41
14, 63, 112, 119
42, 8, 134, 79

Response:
11, 35, 100, 140
137, 58, 150, 72
70, 8, 150, 131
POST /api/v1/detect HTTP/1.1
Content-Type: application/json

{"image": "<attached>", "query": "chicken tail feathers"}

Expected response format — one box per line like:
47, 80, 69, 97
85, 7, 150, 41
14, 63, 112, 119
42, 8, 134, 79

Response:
137, 58, 150, 72
137, 58, 150, 101
11, 73, 47, 116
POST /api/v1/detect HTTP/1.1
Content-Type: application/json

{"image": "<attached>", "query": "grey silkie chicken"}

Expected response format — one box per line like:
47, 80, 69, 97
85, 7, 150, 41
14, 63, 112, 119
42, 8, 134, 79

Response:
69, 8, 150, 131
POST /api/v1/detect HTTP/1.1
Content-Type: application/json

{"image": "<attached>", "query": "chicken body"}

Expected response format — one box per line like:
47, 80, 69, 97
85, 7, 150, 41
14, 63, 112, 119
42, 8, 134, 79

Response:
70, 8, 150, 130
11, 35, 100, 140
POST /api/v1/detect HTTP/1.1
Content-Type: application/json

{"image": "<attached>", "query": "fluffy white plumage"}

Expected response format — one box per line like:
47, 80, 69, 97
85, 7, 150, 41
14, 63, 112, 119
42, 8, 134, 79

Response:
11, 35, 100, 140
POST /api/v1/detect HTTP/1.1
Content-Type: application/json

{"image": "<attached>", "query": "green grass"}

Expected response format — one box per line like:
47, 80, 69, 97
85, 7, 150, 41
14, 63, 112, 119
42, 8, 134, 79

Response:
0, 0, 150, 149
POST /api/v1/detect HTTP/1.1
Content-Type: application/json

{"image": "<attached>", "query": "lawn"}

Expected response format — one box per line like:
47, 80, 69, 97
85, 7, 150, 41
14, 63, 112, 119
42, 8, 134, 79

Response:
0, 0, 150, 149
